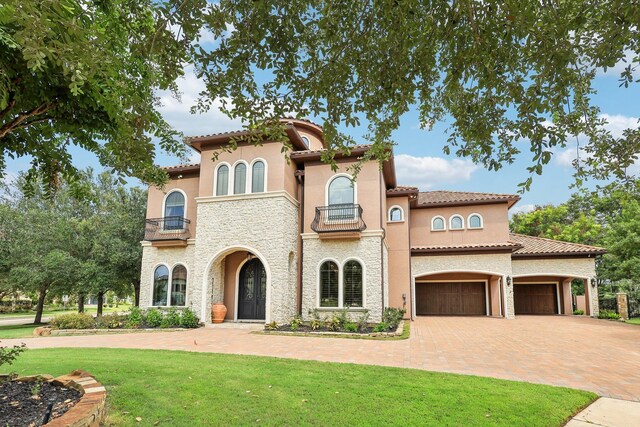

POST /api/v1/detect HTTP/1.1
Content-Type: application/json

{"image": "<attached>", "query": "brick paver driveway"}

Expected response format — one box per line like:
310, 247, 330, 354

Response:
5, 316, 640, 400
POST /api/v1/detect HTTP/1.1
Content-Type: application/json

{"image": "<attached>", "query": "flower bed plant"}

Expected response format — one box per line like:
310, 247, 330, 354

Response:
265, 307, 406, 335
50, 307, 200, 331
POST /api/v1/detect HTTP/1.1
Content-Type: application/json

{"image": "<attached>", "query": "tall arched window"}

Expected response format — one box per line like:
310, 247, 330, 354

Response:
251, 161, 265, 193
234, 163, 247, 194
328, 176, 354, 205
319, 261, 339, 307
216, 165, 229, 196
343, 260, 363, 307
170, 265, 187, 306
152, 265, 169, 306
164, 191, 185, 230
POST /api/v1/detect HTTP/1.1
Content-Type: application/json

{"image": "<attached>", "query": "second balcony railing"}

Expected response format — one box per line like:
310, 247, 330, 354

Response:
310, 204, 367, 233
144, 216, 191, 241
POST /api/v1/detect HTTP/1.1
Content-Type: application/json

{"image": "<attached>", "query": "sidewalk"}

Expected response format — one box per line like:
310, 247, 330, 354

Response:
566, 397, 640, 426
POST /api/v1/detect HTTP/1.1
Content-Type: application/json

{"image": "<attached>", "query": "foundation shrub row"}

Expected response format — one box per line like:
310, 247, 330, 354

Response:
51, 307, 200, 330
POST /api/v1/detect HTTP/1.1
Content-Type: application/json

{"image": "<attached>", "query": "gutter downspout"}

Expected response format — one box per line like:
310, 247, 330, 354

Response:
296, 170, 305, 315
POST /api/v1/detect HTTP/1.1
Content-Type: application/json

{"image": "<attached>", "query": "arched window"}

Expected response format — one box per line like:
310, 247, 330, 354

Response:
388, 206, 403, 222
251, 161, 265, 193
164, 191, 185, 230
343, 260, 363, 307
319, 261, 339, 307
432, 216, 445, 231
468, 214, 483, 229
234, 163, 247, 194
170, 265, 187, 306
328, 176, 354, 205
301, 136, 310, 148
450, 215, 464, 230
216, 164, 229, 196
152, 265, 169, 306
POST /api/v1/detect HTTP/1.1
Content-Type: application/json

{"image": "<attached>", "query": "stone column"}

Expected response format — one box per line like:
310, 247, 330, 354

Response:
583, 278, 592, 316
562, 279, 573, 315
616, 293, 629, 320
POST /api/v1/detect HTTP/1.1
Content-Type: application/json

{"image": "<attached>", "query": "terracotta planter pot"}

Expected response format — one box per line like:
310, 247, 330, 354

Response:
211, 302, 227, 323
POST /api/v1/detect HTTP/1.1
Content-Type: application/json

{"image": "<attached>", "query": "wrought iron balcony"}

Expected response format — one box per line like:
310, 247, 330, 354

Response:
310, 204, 367, 233
144, 216, 191, 241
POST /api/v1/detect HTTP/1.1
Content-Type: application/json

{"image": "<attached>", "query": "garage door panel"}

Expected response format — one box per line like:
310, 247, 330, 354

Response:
514, 284, 557, 315
416, 282, 486, 315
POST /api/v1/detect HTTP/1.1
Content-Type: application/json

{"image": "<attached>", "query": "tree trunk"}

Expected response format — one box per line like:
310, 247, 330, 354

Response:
78, 293, 85, 313
97, 291, 104, 317
34, 288, 47, 324
134, 279, 141, 307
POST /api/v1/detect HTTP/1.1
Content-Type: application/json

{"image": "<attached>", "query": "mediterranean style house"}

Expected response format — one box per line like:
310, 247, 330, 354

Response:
140, 118, 606, 324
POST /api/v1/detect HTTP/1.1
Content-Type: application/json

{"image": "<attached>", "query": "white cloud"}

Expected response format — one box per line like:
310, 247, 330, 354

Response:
509, 203, 536, 217
596, 50, 636, 77
394, 154, 478, 190
156, 66, 243, 137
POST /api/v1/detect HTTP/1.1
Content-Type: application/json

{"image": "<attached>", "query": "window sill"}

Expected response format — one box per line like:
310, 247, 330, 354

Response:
388, 220, 405, 224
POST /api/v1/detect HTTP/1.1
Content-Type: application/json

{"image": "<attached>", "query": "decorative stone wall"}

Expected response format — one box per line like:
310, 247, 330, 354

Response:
301, 234, 384, 322
44, 370, 105, 427
512, 257, 599, 316
190, 192, 299, 324
139, 243, 196, 308
616, 293, 629, 320
411, 253, 514, 318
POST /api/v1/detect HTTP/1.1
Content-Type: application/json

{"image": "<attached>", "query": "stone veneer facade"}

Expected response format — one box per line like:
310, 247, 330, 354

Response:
301, 231, 386, 322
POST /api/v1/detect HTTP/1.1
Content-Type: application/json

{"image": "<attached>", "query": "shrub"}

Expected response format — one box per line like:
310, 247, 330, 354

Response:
373, 322, 389, 333
326, 317, 341, 331
343, 322, 358, 332
51, 313, 95, 329
382, 307, 406, 329
356, 310, 370, 332
310, 318, 322, 330
289, 315, 302, 331
265, 321, 278, 331
573, 309, 585, 315
126, 307, 143, 328
598, 310, 621, 320
335, 309, 348, 328
165, 308, 181, 328
180, 308, 200, 328
145, 308, 163, 328
0, 343, 26, 369
95, 314, 126, 329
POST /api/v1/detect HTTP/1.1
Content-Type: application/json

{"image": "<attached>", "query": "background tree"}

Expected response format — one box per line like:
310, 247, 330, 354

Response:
0, 0, 207, 192
192, 1, 640, 188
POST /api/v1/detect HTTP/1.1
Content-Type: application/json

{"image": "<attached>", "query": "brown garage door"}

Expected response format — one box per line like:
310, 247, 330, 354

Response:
416, 282, 486, 315
514, 284, 557, 314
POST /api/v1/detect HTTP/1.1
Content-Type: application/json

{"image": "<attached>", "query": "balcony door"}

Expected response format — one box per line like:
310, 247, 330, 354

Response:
238, 258, 266, 320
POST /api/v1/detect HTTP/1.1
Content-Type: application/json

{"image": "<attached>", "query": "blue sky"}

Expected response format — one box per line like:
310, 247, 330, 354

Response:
3, 59, 639, 214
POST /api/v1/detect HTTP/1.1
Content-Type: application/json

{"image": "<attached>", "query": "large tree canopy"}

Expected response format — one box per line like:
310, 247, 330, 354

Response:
0, 0, 207, 192
193, 0, 640, 188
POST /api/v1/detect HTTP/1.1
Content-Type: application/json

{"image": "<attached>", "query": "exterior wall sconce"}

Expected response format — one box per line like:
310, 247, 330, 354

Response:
506, 276, 512, 287
591, 277, 597, 288
402, 293, 407, 309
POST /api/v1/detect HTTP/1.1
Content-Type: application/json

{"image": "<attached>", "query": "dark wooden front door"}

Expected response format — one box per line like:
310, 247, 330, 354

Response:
514, 283, 557, 314
416, 282, 486, 315
238, 259, 266, 320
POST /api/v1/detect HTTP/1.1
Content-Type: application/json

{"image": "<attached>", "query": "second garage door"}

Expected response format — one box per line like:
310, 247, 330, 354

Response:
514, 283, 558, 314
416, 282, 486, 315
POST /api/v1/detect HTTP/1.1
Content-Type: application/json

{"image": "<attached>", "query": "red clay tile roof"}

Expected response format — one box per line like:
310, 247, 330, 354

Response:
412, 242, 523, 254
162, 163, 201, 176
289, 144, 374, 158
416, 190, 521, 208
510, 233, 607, 257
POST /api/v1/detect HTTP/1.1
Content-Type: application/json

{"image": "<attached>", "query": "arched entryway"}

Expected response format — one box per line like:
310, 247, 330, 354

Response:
237, 258, 266, 320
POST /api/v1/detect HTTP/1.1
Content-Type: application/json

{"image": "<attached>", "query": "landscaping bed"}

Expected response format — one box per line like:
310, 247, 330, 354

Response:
0, 375, 80, 427
262, 320, 405, 338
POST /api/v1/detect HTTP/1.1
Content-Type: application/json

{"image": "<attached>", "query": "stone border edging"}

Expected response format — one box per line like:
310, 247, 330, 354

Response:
14, 370, 105, 427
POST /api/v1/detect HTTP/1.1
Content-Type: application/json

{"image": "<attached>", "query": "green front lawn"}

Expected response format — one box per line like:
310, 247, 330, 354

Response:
626, 318, 640, 325
6, 348, 595, 426
0, 304, 131, 319
0, 323, 38, 339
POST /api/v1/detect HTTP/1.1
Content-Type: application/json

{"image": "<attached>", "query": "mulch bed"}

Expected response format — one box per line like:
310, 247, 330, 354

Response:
0, 380, 81, 427
272, 324, 380, 334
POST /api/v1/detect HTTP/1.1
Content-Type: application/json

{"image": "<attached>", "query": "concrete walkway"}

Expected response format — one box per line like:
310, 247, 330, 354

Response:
3, 316, 640, 402
566, 397, 640, 426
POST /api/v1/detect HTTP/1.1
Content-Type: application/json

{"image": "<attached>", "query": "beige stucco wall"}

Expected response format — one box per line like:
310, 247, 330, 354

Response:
512, 257, 599, 316
301, 233, 385, 322
385, 196, 412, 316
410, 203, 511, 247
411, 253, 515, 318
302, 160, 383, 234
188, 192, 299, 324
146, 175, 200, 238
140, 243, 197, 310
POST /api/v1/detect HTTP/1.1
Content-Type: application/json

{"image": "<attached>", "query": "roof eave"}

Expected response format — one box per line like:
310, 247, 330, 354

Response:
414, 198, 520, 209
